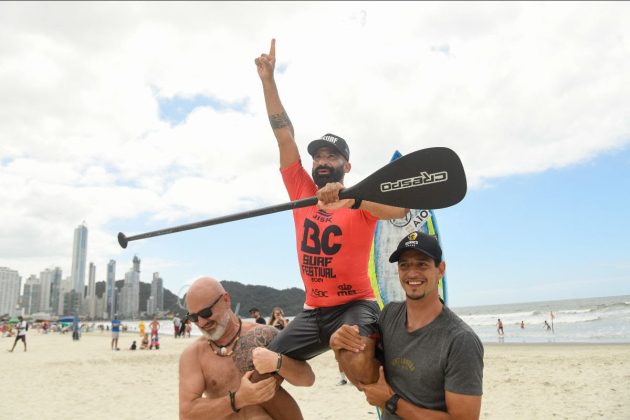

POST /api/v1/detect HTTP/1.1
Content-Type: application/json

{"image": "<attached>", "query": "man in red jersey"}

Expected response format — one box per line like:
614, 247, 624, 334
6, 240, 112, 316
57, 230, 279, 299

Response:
252, 39, 407, 386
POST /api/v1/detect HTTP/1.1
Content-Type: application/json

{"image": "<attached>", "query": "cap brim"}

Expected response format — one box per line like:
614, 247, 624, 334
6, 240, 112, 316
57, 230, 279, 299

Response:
389, 247, 438, 263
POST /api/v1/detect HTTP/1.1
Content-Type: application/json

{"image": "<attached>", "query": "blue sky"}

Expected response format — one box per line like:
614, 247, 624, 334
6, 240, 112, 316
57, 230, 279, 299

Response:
1, 2, 629, 308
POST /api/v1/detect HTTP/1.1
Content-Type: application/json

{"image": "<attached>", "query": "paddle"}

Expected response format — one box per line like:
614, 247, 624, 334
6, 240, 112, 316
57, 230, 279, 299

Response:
117, 147, 466, 248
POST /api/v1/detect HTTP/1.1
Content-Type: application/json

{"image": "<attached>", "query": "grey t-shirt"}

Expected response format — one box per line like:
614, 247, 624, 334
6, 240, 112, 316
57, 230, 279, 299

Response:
379, 302, 484, 419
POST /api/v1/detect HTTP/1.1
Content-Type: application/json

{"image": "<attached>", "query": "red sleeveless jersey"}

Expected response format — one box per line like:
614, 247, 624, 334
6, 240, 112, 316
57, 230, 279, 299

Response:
281, 161, 378, 307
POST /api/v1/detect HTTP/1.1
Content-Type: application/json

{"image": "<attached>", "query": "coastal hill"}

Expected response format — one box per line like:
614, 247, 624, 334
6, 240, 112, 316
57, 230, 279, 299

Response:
95, 279, 306, 317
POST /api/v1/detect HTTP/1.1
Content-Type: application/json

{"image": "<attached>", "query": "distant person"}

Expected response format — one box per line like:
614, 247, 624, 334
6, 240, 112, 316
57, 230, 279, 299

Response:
72, 315, 80, 341
268, 307, 288, 330
496, 318, 504, 335
249, 308, 267, 325
8, 316, 28, 352
520, 321, 525, 329
130, 340, 137, 351
150, 317, 160, 350
173, 315, 181, 338
330, 232, 484, 418
179, 316, 188, 338
140, 333, 149, 350
179, 276, 314, 419
139, 319, 145, 337
111, 316, 121, 351
544, 320, 552, 331
184, 318, 192, 338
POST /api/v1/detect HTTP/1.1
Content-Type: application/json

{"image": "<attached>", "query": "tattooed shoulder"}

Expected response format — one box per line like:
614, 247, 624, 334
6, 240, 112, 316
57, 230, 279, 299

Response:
232, 326, 279, 373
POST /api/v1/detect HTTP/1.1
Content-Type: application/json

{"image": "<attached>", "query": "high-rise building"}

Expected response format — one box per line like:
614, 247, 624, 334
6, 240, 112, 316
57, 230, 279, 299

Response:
40, 267, 61, 314
48, 267, 63, 316
70, 222, 88, 296
120, 256, 140, 319
85, 262, 96, 318
23, 275, 41, 315
151, 272, 164, 314
106, 260, 116, 319
0, 267, 21, 317
56, 276, 73, 315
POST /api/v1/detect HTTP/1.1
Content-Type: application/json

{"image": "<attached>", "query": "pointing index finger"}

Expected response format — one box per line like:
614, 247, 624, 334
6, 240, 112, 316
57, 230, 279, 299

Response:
269, 38, 276, 59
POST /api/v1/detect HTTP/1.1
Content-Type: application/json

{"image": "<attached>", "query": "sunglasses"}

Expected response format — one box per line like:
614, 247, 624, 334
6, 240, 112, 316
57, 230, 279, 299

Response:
187, 294, 224, 322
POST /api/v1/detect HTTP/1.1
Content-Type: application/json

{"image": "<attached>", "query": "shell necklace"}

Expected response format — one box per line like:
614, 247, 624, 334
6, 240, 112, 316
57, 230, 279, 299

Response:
208, 318, 242, 357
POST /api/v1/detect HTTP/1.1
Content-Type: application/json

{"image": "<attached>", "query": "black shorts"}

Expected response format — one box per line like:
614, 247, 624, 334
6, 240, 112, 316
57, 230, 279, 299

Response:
267, 299, 380, 361
14, 335, 26, 343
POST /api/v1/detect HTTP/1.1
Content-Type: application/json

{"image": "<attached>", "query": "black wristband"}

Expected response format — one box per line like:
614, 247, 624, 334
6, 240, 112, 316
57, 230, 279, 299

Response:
229, 390, 240, 413
350, 198, 363, 210
274, 352, 283, 373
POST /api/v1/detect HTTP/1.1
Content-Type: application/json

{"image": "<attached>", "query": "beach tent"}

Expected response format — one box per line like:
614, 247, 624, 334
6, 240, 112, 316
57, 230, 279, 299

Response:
57, 316, 75, 323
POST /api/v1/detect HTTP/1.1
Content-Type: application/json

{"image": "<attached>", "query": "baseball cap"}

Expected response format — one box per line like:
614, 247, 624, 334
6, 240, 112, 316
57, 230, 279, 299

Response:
389, 231, 443, 264
307, 133, 350, 161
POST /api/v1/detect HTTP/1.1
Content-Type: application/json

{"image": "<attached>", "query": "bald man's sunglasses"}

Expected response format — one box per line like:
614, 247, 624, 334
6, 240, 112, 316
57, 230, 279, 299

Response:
187, 294, 223, 322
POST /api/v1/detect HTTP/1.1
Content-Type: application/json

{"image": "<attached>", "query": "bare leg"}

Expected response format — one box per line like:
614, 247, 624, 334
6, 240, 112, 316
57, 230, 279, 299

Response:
248, 371, 303, 420
234, 328, 304, 420
336, 337, 379, 387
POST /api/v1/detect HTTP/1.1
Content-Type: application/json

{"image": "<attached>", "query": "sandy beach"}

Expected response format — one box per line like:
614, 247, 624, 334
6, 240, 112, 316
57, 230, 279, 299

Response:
1, 332, 629, 419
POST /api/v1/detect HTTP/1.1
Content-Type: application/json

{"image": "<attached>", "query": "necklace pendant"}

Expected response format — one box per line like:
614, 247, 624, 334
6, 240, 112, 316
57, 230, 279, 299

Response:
219, 346, 227, 356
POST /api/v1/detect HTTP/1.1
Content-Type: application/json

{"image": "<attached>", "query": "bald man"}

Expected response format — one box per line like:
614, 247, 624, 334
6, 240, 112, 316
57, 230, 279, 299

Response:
179, 277, 314, 420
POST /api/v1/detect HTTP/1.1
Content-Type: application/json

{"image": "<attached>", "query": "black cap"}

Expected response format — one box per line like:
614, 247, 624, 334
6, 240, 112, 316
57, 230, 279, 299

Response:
389, 231, 443, 264
307, 133, 350, 161
248, 308, 260, 313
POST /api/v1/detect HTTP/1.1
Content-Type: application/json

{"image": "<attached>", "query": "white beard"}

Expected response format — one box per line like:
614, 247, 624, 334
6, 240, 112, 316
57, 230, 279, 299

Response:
201, 312, 229, 341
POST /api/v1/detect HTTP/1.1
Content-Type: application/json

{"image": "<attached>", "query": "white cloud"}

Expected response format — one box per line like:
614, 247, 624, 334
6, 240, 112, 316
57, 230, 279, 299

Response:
1, 1, 628, 283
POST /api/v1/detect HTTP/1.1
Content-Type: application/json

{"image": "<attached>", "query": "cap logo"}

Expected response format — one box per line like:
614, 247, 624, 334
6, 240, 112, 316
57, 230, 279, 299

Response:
321, 135, 338, 144
407, 232, 418, 241
405, 240, 419, 247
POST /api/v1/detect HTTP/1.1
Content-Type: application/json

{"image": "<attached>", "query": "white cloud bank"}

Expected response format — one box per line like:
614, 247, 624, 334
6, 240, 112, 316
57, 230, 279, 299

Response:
1, 2, 628, 281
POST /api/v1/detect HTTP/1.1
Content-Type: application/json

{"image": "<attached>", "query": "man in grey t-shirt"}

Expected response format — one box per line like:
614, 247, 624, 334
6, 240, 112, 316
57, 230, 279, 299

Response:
331, 231, 483, 419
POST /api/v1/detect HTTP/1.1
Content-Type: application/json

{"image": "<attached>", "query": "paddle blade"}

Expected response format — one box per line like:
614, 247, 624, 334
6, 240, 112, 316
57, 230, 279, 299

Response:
340, 147, 467, 209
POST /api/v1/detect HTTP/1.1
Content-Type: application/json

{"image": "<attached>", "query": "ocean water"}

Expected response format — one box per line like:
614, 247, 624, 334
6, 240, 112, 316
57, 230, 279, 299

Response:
95, 295, 630, 345
451, 294, 630, 344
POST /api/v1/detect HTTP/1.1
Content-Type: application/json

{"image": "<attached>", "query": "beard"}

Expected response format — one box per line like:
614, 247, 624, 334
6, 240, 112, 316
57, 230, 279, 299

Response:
200, 311, 230, 341
312, 164, 345, 188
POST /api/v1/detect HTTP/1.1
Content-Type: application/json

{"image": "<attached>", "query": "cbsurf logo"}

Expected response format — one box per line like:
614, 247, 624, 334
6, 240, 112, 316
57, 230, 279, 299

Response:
380, 171, 448, 192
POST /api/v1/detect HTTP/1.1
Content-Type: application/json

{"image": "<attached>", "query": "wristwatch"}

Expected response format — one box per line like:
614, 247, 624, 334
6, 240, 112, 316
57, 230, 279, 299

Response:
385, 393, 401, 415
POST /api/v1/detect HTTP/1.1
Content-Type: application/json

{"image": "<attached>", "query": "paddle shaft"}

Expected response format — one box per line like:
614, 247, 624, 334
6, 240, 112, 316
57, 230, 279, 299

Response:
118, 197, 317, 248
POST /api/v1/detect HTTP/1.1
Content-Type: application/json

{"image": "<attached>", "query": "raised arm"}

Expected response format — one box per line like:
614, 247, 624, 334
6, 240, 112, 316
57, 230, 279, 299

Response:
255, 38, 300, 169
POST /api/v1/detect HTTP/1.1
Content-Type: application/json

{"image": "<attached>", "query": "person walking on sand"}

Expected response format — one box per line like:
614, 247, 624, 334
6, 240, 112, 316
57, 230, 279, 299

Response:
8, 316, 28, 352
254, 38, 408, 391
521, 321, 525, 329
111, 316, 121, 351
179, 276, 314, 420
497, 318, 504, 335
330, 232, 484, 418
